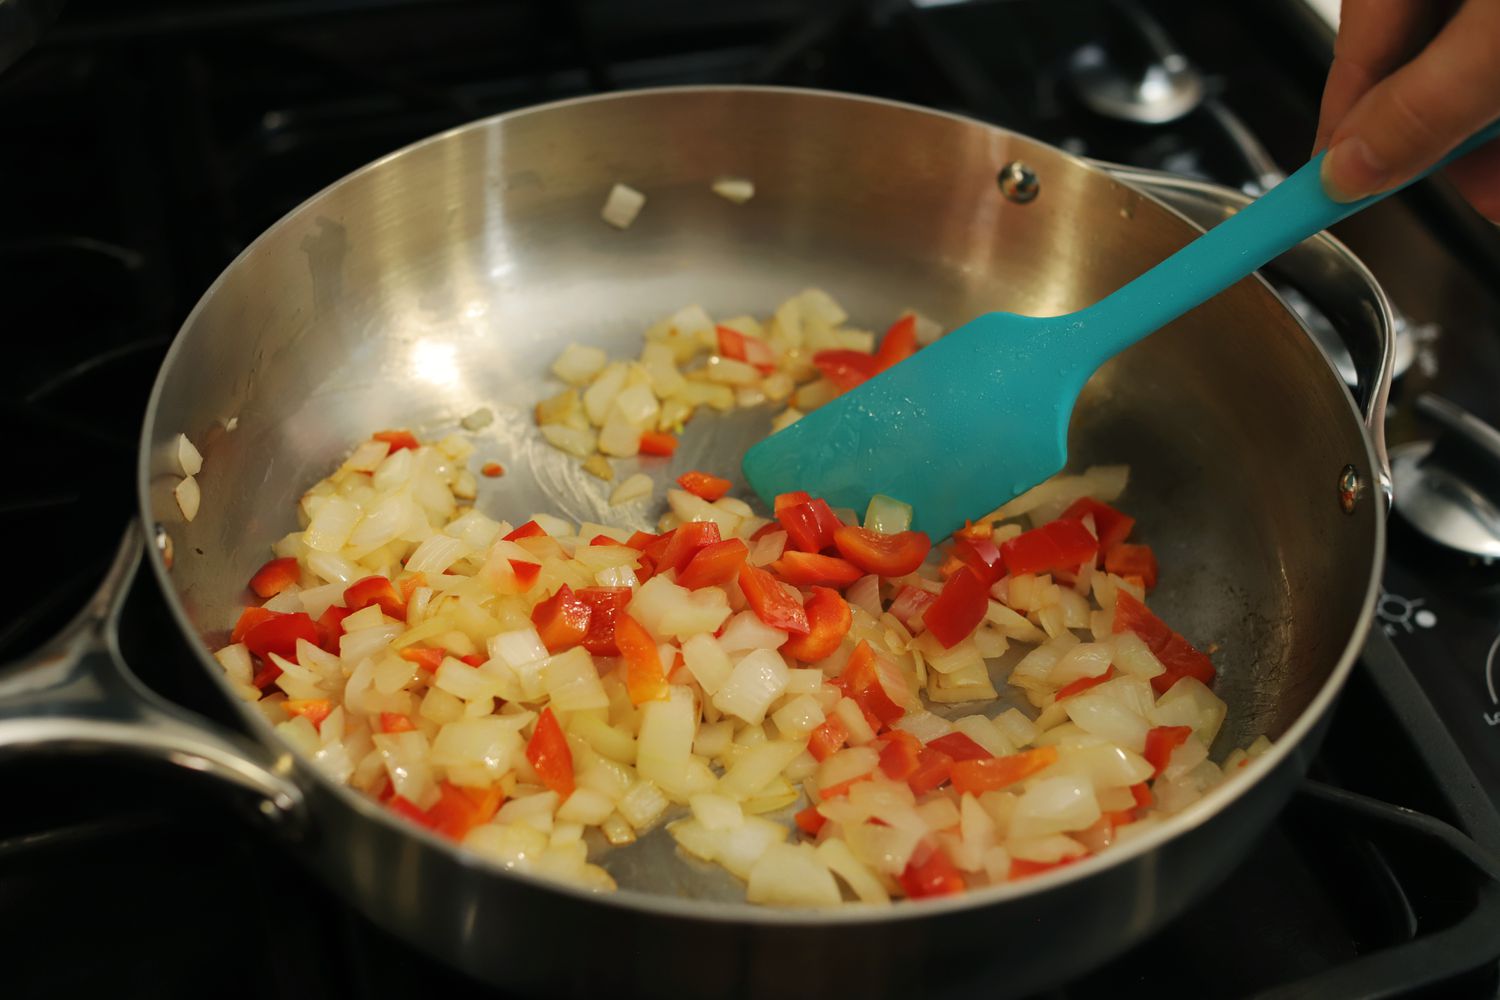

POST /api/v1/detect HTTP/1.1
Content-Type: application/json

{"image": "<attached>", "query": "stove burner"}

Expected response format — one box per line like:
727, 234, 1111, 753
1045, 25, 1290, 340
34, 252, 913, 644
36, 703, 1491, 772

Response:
1377, 589, 1439, 636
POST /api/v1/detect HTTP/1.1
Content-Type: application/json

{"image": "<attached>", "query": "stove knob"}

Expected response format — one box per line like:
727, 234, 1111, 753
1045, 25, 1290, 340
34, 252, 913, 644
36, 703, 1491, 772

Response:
1390, 393, 1500, 557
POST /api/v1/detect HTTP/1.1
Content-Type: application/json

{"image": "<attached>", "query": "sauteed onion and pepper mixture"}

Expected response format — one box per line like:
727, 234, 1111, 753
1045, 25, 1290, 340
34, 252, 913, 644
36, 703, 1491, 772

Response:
213, 289, 1269, 906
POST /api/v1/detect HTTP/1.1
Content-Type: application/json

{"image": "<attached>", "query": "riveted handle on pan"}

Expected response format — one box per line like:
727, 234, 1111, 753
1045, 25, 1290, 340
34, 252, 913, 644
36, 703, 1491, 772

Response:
1095, 161, 1397, 508
0, 524, 307, 834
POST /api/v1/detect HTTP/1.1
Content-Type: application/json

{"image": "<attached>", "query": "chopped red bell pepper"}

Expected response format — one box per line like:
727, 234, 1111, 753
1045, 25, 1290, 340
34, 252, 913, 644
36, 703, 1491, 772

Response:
615, 613, 669, 705
677, 470, 732, 502
817, 772, 875, 800
927, 732, 993, 762
836, 643, 878, 697
1009, 856, 1078, 880
838, 641, 905, 729
737, 562, 810, 634
387, 796, 437, 828
250, 662, 282, 691
459, 653, 488, 668
1130, 782, 1153, 809
247, 557, 300, 599
526, 707, 574, 798
232, 606, 278, 644
1105, 543, 1159, 590
481, 462, 505, 477
777, 498, 843, 553
773, 491, 813, 515
832, 525, 932, 578
812, 349, 878, 391
949, 746, 1060, 795
508, 560, 542, 591
768, 551, 863, 587
807, 716, 850, 762
677, 538, 749, 590
315, 604, 350, 652
872, 314, 918, 373
503, 520, 545, 542
781, 587, 851, 662
530, 584, 593, 653
922, 568, 989, 648
638, 430, 679, 456
283, 699, 332, 727
950, 535, 1006, 585
1058, 497, 1136, 554
344, 576, 405, 619
1112, 591, 1216, 694
794, 805, 827, 837
244, 611, 320, 664
899, 847, 966, 898
907, 746, 955, 795
372, 429, 420, 452
575, 587, 632, 656
716, 324, 777, 373
1143, 725, 1194, 776
878, 729, 923, 780
1000, 519, 1100, 577
1055, 666, 1118, 700
937, 553, 967, 579
380, 712, 417, 734
657, 521, 721, 575
427, 781, 505, 841
398, 646, 444, 672
625, 530, 660, 551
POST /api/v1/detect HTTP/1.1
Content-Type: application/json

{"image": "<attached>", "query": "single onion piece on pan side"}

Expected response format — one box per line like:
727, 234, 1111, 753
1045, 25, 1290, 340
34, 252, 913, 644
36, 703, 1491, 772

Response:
213, 343, 1260, 905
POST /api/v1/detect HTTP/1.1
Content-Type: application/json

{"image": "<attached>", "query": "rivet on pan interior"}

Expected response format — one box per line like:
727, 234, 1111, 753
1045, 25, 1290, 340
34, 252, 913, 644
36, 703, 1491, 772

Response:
998, 161, 1039, 203
155, 523, 175, 569
1338, 464, 1362, 514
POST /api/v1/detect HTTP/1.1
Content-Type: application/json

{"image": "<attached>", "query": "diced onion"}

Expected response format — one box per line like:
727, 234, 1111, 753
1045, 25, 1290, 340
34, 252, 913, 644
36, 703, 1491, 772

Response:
174, 475, 201, 522
746, 843, 840, 907
175, 434, 203, 476
711, 178, 755, 204
601, 183, 645, 229
610, 473, 653, 506
712, 649, 789, 725
681, 633, 734, 695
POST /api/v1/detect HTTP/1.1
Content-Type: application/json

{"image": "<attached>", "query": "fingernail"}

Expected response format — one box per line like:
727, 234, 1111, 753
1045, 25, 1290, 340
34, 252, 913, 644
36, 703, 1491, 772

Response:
1321, 137, 1391, 202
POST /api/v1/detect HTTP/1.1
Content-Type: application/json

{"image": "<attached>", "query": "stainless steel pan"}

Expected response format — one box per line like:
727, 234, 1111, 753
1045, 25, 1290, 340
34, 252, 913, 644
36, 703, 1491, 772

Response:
0, 88, 1390, 998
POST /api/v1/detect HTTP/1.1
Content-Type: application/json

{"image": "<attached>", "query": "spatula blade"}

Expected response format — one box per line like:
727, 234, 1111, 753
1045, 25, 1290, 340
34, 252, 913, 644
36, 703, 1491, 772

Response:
742, 313, 1078, 538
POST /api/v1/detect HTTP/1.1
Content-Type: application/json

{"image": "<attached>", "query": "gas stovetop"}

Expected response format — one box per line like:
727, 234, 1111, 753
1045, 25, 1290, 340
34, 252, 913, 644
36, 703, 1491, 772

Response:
3, 1, 1499, 998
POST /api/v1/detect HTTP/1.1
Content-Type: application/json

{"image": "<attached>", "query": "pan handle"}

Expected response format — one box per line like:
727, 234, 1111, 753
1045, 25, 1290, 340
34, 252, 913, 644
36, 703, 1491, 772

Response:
1097, 162, 1395, 507
0, 524, 306, 833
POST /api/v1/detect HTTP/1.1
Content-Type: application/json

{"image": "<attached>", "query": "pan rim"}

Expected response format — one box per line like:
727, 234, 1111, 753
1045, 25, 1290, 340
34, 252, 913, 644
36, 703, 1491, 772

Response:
136, 83, 1384, 926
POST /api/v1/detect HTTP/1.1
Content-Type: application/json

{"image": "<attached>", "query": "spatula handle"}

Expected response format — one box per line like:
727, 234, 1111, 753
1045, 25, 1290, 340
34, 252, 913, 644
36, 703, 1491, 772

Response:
1078, 120, 1500, 363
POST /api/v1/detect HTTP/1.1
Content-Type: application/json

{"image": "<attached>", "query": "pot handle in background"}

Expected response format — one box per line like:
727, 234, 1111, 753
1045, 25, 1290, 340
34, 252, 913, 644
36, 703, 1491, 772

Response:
0, 523, 306, 833
1097, 162, 1395, 508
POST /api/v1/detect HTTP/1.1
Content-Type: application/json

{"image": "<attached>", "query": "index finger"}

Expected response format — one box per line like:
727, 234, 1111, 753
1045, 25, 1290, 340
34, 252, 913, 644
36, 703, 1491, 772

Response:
1313, 0, 1444, 152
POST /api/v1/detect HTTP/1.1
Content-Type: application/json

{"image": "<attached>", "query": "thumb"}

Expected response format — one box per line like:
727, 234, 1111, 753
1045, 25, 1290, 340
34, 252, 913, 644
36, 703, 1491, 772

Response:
1321, 0, 1500, 202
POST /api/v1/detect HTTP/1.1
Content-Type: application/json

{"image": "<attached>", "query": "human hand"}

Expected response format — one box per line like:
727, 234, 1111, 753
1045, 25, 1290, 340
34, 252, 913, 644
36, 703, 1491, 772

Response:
1313, 0, 1500, 219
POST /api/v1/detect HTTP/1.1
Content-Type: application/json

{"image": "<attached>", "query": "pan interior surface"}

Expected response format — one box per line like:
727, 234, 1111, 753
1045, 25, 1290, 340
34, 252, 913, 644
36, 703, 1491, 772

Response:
141, 88, 1378, 903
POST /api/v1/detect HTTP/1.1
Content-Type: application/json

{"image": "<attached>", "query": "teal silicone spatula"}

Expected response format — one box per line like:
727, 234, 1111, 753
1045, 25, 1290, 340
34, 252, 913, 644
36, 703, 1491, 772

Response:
744, 123, 1500, 538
